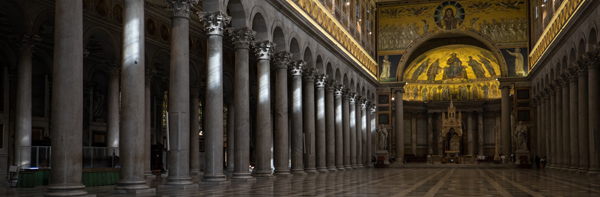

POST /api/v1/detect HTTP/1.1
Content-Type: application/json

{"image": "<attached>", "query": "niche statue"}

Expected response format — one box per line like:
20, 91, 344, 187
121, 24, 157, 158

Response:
378, 124, 388, 150
514, 121, 528, 151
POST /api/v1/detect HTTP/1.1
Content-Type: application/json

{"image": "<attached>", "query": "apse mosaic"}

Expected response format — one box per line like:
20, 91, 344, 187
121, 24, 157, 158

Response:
403, 80, 501, 101
402, 44, 501, 84
378, 0, 527, 52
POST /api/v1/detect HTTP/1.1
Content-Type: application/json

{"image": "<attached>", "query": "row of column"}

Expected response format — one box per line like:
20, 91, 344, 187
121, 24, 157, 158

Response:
533, 55, 600, 175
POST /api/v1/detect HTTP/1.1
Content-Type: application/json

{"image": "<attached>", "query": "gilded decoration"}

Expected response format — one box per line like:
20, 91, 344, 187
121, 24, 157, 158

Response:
442, 101, 462, 154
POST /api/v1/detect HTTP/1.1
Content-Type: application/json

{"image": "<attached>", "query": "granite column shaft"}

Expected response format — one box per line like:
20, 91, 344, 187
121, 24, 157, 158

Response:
500, 85, 511, 161
253, 41, 274, 177
325, 83, 336, 171
302, 68, 317, 174
569, 71, 580, 171
273, 51, 291, 176
315, 75, 328, 172
395, 88, 405, 162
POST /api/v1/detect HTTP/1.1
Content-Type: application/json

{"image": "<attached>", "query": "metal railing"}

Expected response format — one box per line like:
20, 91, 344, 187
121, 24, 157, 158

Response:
19, 146, 120, 170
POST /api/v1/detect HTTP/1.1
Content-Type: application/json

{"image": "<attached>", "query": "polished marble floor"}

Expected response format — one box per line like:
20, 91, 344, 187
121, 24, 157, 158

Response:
2, 167, 600, 196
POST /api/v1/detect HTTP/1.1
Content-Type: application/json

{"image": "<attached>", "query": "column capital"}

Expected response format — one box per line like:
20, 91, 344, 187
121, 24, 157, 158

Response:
553, 79, 563, 92
228, 27, 255, 49
334, 84, 344, 97
360, 99, 368, 109
325, 80, 336, 92
568, 65, 579, 82
315, 74, 327, 88
190, 84, 200, 96
273, 51, 292, 69
370, 103, 377, 113
577, 58, 589, 76
165, 0, 199, 18
548, 83, 556, 94
584, 51, 600, 69
288, 60, 305, 76
252, 40, 275, 60
198, 11, 231, 36
302, 67, 317, 82
106, 61, 121, 77
531, 97, 538, 105
394, 87, 405, 94
560, 73, 570, 87
354, 95, 362, 106
13, 34, 41, 56
145, 68, 156, 82
341, 88, 351, 99
348, 92, 357, 103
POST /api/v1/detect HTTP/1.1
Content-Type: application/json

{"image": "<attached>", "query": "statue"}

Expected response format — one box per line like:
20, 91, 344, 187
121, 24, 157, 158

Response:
380, 55, 391, 79
93, 88, 104, 118
507, 48, 525, 76
514, 121, 528, 151
378, 124, 388, 150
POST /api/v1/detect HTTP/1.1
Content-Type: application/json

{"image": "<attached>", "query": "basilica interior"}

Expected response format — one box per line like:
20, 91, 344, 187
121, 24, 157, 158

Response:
0, 0, 600, 196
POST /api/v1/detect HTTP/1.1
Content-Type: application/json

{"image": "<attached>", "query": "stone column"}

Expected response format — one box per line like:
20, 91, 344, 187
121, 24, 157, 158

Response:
411, 113, 416, 155
427, 113, 433, 155
109, 0, 154, 194
302, 67, 317, 174
550, 85, 556, 167
568, 67, 580, 171
289, 60, 306, 175
272, 51, 291, 176
343, 89, 351, 169
478, 111, 484, 156
540, 94, 546, 157
14, 34, 38, 170
587, 53, 600, 175
361, 99, 367, 167
162, 0, 198, 187
577, 62, 590, 172
554, 81, 563, 169
145, 69, 156, 179
561, 74, 571, 170
198, 11, 231, 183
545, 90, 550, 161
325, 80, 337, 171
349, 92, 357, 169
534, 96, 540, 157
395, 87, 405, 163
252, 40, 275, 177
438, 113, 443, 155
467, 112, 474, 156
107, 63, 120, 149
225, 98, 234, 172
368, 104, 376, 167
315, 74, 328, 172
46, 1, 89, 196
500, 85, 511, 161
229, 28, 255, 180
355, 97, 363, 168
189, 84, 201, 175
334, 84, 345, 171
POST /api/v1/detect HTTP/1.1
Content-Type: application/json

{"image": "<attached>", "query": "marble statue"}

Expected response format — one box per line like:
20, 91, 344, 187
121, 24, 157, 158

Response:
378, 124, 388, 150
381, 55, 391, 79
507, 48, 525, 76
514, 121, 528, 151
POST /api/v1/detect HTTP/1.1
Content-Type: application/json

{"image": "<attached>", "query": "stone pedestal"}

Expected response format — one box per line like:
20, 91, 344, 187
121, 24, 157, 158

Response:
515, 150, 530, 165
375, 150, 390, 167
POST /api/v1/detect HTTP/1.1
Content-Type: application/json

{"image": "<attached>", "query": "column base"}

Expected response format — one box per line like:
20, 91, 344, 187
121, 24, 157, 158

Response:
316, 167, 328, 172
587, 168, 600, 175
336, 166, 345, 171
304, 169, 318, 175
577, 168, 588, 174
357, 164, 364, 169
109, 188, 156, 195
144, 174, 156, 179
45, 185, 93, 197
327, 166, 337, 172
190, 169, 202, 175
568, 167, 579, 172
291, 169, 306, 174
230, 176, 257, 182
344, 165, 352, 170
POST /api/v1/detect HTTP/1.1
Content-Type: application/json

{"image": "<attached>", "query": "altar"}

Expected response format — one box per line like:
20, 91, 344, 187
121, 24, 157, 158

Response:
442, 101, 462, 157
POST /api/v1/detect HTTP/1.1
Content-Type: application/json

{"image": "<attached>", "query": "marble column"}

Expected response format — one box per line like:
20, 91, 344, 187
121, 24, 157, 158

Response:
427, 113, 433, 155
395, 87, 405, 162
500, 85, 511, 161
14, 34, 38, 171
361, 99, 367, 167
189, 84, 201, 175
46, 1, 89, 196
253, 41, 275, 177
199, 11, 231, 183
349, 92, 357, 169
315, 74, 328, 172
107, 63, 120, 149
145, 69, 156, 179
587, 54, 600, 175
478, 111, 484, 156
272, 51, 292, 176
225, 98, 234, 172
578, 63, 590, 172
467, 112, 473, 155
289, 60, 306, 175
325, 80, 337, 171
568, 67, 580, 171
229, 28, 255, 180
109, 0, 153, 194
550, 85, 556, 167
163, 0, 197, 187
534, 96, 541, 157
356, 97, 363, 168
545, 90, 550, 161
368, 104, 376, 167
411, 113, 416, 155
334, 84, 345, 171
438, 113, 443, 155
302, 67, 317, 174
343, 89, 351, 169
540, 94, 546, 157
554, 81, 563, 169
561, 74, 571, 170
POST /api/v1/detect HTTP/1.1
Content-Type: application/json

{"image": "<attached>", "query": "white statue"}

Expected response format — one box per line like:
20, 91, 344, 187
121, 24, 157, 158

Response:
514, 121, 528, 151
378, 124, 388, 150
380, 55, 391, 79
507, 48, 525, 76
